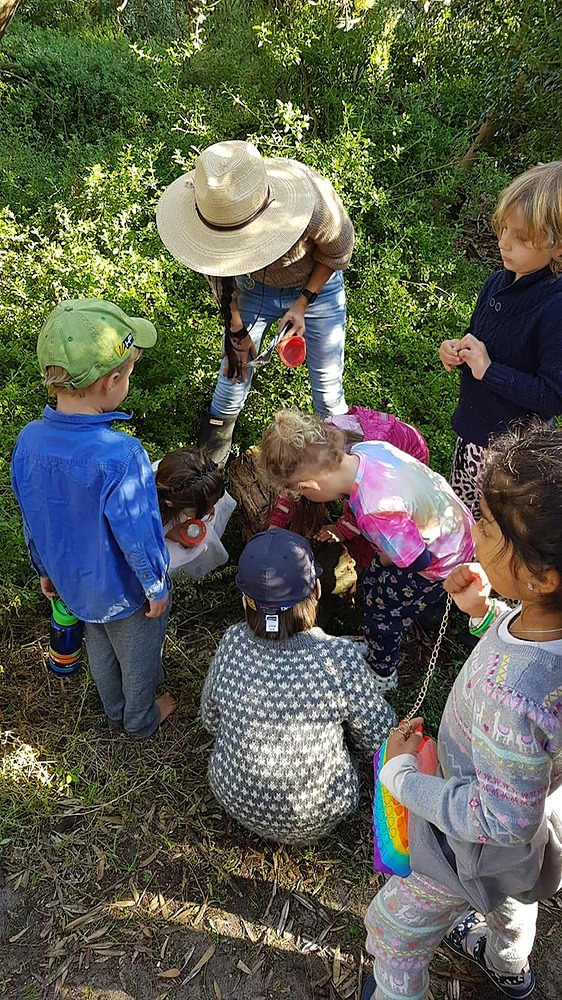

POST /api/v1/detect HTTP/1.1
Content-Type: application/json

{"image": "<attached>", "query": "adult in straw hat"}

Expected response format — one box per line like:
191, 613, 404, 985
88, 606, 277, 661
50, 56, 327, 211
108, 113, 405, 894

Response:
156, 140, 354, 465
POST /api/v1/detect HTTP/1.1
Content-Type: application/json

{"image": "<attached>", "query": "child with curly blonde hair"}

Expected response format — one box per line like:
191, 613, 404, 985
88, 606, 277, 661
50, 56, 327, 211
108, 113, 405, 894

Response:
259, 410, 474, 690
269, 406, 429, 571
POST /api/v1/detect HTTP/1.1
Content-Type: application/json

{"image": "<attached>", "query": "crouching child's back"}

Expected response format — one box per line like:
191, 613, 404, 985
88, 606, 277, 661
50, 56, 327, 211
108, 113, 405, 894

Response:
200, 528, 396, 843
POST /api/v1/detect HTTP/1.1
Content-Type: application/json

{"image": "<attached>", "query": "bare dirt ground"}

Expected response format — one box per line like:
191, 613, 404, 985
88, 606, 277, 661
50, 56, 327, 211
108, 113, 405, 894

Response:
1, 835, 561, 1000
2, 423, 562, 1000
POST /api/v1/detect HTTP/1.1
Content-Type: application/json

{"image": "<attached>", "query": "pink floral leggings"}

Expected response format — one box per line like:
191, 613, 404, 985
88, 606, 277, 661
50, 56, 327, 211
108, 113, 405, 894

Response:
364, 872, 537, 1000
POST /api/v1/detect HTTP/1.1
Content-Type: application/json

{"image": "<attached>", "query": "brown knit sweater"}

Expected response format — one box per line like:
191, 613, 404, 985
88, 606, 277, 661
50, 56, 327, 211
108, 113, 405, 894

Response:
208, 165, 354, 302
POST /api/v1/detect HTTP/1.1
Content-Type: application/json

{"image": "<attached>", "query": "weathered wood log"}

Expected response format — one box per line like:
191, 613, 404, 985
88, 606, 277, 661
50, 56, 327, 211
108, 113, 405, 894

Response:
0, 0, 22, 44
458, 117, 499, 171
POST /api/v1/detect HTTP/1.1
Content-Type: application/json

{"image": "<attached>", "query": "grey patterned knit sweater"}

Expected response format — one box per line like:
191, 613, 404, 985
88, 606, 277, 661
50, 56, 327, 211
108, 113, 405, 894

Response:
200, 623, 396, 844
382, 606, 562, 912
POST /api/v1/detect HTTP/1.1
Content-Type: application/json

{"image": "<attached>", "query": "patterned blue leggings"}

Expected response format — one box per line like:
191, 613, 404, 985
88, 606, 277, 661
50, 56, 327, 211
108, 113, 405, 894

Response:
362, 554, 443, 680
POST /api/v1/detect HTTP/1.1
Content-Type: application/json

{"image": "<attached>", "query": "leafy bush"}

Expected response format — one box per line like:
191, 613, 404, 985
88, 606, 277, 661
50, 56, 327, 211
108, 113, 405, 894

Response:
1, 0, 559, 603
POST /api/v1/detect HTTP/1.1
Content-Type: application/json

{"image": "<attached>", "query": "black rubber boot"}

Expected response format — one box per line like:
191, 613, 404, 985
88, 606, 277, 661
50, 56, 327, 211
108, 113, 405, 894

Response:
198, 405, 237, 468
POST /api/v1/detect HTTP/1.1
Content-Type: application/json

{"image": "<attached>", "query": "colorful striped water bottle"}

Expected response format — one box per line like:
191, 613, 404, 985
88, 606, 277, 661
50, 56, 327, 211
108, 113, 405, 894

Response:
48, 598, 84, 676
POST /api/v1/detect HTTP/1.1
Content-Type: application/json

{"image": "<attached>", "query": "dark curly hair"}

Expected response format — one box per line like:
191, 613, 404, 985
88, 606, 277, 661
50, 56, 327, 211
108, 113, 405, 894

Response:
479, 422, 562, 607
155, 447, 224, 523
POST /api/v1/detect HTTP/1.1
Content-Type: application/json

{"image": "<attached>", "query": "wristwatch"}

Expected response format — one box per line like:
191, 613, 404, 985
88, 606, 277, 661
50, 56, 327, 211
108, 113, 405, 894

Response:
300, 287, 318, 305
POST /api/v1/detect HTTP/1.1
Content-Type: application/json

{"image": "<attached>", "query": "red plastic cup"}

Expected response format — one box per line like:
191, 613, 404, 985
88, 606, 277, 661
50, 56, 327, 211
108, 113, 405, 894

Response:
277, 334, 306, 368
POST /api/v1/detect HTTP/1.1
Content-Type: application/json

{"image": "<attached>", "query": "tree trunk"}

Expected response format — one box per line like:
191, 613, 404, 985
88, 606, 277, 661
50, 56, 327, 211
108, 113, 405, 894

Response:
0, 0, 21, 43
457, 117, 499, 171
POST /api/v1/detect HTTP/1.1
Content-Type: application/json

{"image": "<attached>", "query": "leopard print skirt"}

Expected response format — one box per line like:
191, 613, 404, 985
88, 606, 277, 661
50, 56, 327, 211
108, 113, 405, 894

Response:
450, 437, 486, 518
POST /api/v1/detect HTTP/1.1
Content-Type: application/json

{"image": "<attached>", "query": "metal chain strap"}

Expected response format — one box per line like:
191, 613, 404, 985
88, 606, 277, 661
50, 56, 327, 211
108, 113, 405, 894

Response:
400, 592, 452, 727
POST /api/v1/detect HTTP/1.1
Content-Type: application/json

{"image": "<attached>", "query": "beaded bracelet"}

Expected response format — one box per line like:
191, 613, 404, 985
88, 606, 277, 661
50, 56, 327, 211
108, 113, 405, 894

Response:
468, 598, 497, 636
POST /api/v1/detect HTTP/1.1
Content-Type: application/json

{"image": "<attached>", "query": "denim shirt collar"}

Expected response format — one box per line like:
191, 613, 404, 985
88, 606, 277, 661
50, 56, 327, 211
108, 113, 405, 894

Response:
43, 405, 133, 425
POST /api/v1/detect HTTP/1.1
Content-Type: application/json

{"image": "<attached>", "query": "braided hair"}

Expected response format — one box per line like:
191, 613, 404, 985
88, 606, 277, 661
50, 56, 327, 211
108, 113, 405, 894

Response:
219, 276, 236, 333
155, 447, 225, 523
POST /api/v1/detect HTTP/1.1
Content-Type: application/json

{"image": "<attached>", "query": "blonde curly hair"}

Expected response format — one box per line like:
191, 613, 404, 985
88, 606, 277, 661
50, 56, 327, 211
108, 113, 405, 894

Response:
259, 409, 346, 495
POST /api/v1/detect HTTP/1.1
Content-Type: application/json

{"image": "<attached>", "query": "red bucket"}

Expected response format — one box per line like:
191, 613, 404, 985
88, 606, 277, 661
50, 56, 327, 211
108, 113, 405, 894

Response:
178, 519, 207, 547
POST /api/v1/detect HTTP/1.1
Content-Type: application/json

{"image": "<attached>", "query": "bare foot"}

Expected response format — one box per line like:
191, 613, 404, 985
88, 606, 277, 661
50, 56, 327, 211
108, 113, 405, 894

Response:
156, 692, 177, 724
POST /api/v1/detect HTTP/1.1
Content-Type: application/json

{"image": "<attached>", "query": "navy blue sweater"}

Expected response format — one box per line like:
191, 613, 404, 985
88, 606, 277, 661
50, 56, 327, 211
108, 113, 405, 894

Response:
451, 265, 562, 446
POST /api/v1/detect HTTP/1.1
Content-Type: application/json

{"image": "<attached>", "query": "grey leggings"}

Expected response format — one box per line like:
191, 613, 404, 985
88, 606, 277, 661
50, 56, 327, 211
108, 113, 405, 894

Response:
364, 871, 537, 1000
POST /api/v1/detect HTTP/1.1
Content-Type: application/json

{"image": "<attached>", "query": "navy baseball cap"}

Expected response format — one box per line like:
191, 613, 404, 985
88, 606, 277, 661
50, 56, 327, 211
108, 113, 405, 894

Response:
236, 528, 322, 612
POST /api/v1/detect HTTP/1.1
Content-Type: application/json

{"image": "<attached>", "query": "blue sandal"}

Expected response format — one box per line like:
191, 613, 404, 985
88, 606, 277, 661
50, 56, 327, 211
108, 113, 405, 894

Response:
444, 911, 535, 999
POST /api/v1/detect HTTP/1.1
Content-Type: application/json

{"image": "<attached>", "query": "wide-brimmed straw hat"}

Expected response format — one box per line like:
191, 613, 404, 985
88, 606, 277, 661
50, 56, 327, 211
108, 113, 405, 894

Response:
156, 140, 315, 277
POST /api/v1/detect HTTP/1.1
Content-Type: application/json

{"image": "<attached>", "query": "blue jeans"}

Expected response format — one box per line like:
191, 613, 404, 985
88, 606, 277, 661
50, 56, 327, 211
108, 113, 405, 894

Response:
84, 598, 171, 739
210, 271, 348, 418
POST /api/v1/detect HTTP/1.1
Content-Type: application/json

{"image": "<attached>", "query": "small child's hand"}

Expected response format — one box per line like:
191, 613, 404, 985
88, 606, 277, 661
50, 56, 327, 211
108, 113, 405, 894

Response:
457, 333, 491, 380
444, 562, 491, 617
40, 576, 59, 600
315, 523, 345, 542
165, 523, 184, 545
439, 339, 463, 372
146, 593, 170, 618
385, 717, 424, 760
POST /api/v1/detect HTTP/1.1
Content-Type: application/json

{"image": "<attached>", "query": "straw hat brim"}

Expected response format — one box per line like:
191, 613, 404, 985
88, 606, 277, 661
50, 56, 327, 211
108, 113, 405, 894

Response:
156, 157, 316, 277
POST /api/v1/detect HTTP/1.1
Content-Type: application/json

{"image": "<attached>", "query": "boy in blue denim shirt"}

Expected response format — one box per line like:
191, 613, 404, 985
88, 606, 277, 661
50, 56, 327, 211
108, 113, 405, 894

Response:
11, 299, 177, 738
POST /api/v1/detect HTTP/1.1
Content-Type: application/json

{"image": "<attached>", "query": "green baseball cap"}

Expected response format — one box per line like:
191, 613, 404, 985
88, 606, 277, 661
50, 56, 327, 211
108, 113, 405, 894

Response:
37, 299, 158, 389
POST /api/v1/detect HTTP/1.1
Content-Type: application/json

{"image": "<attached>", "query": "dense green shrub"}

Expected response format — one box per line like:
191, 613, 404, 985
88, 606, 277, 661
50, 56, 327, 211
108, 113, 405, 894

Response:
1, 0, 559, 600
18, 0, 191, 37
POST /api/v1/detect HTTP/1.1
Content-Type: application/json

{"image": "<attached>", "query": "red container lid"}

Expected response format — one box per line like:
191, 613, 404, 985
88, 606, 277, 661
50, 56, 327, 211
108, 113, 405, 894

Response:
178, 519, 207, 548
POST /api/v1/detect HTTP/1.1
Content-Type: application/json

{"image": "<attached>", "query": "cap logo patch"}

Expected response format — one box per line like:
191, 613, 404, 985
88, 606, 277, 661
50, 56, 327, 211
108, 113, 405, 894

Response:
115, 333, 134, 357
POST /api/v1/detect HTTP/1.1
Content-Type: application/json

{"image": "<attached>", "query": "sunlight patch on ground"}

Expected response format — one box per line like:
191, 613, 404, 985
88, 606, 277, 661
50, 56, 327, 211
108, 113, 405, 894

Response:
1, 731, 58, 787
